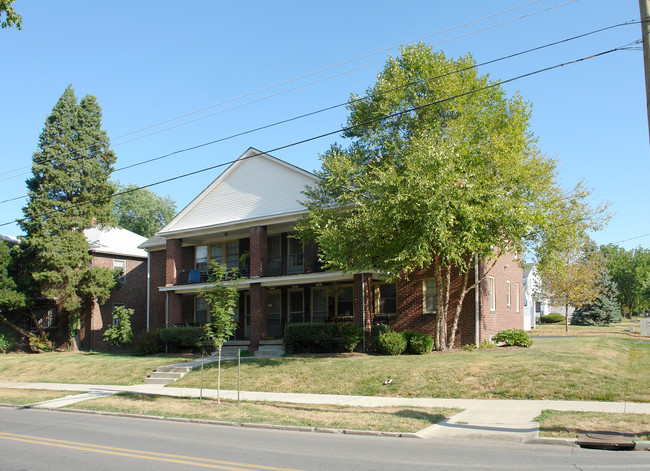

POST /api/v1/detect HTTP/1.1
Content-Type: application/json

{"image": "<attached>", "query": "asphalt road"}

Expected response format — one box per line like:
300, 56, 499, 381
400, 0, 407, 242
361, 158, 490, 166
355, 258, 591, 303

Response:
0, 407, 648, 470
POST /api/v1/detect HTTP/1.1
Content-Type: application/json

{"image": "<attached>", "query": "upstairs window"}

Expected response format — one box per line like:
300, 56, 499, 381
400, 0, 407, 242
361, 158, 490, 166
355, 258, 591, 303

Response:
195, 246, 208, 272
489, 277, 496, 311
506, 280, 511, 309
113, 259, 126, 282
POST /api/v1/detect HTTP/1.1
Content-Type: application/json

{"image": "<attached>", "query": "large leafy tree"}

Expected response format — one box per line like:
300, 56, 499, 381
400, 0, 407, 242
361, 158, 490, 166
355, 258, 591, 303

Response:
298, 44, 605, 350
110, 183, 176, 238
601, 245, 650, 317
18, 86, 118, 348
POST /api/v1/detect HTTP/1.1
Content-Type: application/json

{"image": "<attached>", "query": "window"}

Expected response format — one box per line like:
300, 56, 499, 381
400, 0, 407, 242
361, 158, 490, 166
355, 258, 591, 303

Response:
506, 281, 511, 309
376, 283, 397, 317
209, 241, 239, 270
311, 287, 329, 323
288, 289, 305, 324
489, 277, 496, 311
287, 237, 304, 274
195, 246, 208, 271
267, 235, 282, 275
423, 278, 437, 314
267, 290, 282, 337
112, 303, 126, 325
515, 283, 520, 313
336, 285, 353, 318
113, 259, 126, 282
195, 297, 208, 324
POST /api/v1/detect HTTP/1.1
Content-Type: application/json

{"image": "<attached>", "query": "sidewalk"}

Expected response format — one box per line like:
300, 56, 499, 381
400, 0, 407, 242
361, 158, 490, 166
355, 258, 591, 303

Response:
2, 379, 650, 444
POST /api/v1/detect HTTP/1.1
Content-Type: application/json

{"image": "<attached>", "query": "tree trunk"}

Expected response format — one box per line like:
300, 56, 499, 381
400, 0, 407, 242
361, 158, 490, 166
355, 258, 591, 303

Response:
565, 303, 569, 333
217, 345, 222, 404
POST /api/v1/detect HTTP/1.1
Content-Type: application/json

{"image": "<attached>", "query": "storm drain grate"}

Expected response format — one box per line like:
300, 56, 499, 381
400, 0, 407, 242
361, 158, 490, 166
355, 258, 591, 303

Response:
576, 431, 636, 450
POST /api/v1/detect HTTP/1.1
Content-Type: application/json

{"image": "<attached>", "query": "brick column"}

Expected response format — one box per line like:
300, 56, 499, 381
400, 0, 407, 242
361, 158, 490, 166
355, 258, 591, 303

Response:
249, 282, 267, 351
165, 238, 183, 285
354, 273, 374, 351
167, 292, 183, 328
249, 226, 267, 278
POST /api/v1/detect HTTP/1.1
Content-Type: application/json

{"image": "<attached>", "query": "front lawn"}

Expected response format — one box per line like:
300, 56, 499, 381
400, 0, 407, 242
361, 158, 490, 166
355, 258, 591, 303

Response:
174, 337, 650, 402
0, 388, 76, 405
537, 409, 650, 441
69, 392, 460, 433
0, 352, 191, 385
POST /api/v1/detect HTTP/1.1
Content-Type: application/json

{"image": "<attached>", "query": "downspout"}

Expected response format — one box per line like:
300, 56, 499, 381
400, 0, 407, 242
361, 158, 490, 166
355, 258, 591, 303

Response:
165, 292, 169, 328
475, 254, 480, 347
146, 251, 151, 332
361, 273, 366, 353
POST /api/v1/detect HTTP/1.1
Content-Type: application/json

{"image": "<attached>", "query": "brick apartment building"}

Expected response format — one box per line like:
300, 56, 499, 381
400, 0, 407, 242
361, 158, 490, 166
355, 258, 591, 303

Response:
81, 226, 148, 351
140, 148, 524, 352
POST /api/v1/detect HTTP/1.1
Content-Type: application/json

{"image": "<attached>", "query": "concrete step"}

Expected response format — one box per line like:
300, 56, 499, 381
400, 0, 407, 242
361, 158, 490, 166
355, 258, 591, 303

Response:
156, 366, 193, 373
143, 377, 174, 385
254, 345, 284, 357
148, 371, 185, 380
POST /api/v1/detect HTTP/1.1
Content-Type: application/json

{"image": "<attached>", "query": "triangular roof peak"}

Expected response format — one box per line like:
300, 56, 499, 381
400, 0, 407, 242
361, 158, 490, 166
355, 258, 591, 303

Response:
158, 148, 318, 235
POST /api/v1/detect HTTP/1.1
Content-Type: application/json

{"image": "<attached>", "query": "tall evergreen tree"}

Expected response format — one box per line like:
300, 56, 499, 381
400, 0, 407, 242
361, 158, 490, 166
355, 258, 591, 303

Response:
571, 269, 621, 326
19, 86, 118, 348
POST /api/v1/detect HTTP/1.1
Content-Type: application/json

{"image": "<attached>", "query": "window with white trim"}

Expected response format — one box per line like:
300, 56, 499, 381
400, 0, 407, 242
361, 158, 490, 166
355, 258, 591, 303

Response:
506, 280, 511, 309
376, 283, 397, 318
195, 246, 208, 271
489, 277, 496, 311
515, 283, 520, 313
113, 259, 126, 283
423, 278, 438, 314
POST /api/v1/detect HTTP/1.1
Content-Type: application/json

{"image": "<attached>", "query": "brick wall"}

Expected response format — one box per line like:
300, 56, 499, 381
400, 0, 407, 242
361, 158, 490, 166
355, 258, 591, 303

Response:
477, 253, 524, 341
165, 239, 182, 285
149, 249, 166, 330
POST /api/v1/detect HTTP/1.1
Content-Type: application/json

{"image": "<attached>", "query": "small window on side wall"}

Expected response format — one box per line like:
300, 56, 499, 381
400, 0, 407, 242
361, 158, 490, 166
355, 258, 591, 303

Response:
506, 280, 511, 309
423, 278, 437, 314
113, 260, 126, 283
489, 276, 496, 311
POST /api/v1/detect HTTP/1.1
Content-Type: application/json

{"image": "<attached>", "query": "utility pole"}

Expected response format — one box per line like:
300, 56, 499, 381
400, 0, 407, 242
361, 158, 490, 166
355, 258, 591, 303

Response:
640, 0, 650, 143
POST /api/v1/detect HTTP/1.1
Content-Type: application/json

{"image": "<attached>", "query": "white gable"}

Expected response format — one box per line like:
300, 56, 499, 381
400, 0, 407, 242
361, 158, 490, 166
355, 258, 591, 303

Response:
160, 149, 318, 234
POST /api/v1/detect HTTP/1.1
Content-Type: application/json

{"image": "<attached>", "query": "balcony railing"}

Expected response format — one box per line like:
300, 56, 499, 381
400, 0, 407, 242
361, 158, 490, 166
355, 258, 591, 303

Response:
262, 256, 324, 277
176, 265, 250, 285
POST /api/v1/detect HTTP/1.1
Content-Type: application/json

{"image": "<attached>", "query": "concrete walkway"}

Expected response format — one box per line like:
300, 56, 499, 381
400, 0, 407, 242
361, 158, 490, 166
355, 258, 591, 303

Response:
2, 379, 650, 444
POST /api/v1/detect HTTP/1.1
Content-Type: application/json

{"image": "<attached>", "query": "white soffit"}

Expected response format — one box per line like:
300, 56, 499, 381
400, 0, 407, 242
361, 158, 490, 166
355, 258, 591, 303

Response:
160, 149, 318, 234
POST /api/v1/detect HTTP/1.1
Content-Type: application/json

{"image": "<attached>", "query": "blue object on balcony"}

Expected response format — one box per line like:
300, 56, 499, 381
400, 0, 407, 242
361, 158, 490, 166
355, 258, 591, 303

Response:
188, 269, 201, 283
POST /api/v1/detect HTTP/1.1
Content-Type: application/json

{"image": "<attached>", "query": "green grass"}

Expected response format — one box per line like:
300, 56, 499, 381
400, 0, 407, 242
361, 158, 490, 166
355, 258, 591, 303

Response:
0, 352, 192, 385
174, 337, 650, 402
69, 392, 460, 433
529, 317, 642, 338
0, 388, 77, 405
537, 410, 650, 441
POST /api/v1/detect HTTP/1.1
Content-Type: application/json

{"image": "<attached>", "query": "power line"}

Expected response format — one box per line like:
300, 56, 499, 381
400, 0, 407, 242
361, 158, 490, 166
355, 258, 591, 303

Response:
0, 0, 578, 180
0, 45, 624, 229
0, 20, 639, 204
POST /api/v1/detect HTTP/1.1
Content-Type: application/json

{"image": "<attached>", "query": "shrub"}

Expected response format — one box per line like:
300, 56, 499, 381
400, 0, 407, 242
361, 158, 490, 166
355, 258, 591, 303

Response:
406, 331, 434, 354
102, 306, 134, 346
28, 336, 53, 352
539, 313, 565, 324
159, 326, 204, 351
478, 339, 497, 349
371, 323, 391, 351
492, 329, 533, 347
376, 331, 407, 355
285, 323, 338, 353
134, 329, 164, 355
461, 343, 476, 351
0, 326, 17, 353
334, 322, 364, 352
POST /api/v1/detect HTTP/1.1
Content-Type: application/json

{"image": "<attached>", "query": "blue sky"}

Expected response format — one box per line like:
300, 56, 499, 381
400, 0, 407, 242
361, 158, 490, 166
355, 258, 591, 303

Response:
1, 0, 648, 251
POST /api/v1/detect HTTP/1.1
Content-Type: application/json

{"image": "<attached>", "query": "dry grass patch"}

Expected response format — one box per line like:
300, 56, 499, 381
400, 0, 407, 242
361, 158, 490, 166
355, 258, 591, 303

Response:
529, 318, 643, 338
0, 388, 76, 405
0, 352, 191, 385
537, 410, 650, 441
70, 393, 460, 433
174, 337, 650, 402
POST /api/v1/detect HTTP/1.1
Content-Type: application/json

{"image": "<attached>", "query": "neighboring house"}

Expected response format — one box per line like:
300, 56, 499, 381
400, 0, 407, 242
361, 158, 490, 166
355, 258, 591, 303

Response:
523, 264, 575, 328
523, 265, 546, 330
81, 226, 148, 351
140, 148, 525, 351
